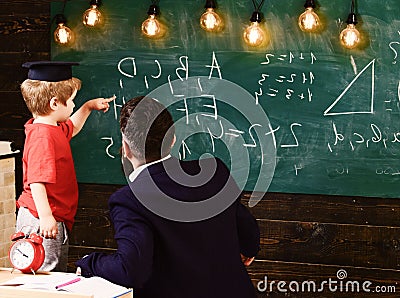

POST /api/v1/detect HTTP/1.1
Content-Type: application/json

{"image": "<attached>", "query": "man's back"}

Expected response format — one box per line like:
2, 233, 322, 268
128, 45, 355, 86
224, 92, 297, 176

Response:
109, 157, 259, 297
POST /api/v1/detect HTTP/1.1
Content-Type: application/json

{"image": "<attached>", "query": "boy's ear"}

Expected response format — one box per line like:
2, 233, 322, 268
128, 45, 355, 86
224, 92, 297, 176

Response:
49, 97, 58, 111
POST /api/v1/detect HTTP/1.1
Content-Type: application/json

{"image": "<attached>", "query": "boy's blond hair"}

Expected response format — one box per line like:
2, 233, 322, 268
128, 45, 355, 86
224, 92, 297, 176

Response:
21, 77, 82, 116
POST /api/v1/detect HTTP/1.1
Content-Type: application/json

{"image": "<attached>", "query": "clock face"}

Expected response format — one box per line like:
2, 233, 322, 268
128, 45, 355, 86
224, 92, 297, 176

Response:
9, 240, 35, 270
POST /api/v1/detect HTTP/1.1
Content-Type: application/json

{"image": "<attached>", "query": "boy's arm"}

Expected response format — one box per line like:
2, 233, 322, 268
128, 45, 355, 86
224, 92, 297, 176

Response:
70, 95, 115, 137
30, 182, 58, 238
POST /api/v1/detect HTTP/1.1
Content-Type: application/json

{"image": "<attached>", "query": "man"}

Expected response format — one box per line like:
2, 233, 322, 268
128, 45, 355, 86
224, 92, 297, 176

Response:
76, 96, 260, 297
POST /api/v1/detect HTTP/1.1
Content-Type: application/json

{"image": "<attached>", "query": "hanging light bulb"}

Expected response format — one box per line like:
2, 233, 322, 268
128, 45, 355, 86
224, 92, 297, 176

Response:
200, 0, 223, 32
340, 23, 361, 49
298, 0, 321, 32
243, 11, 268, 47
339, 0, 361, 49
54, 14, 74, 46
83, 0, 103, 27
142, 4, 163, 38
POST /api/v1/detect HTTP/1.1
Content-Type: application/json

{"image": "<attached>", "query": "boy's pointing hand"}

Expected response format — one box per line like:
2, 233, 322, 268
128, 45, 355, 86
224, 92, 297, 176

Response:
91, 95, 116, 113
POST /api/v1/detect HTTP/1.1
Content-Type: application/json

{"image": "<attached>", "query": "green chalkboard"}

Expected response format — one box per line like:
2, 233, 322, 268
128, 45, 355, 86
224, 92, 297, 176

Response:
51, 0, 400, 198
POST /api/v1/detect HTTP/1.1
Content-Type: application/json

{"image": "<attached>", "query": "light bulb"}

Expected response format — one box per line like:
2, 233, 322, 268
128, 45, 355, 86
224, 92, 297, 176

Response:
83, 5, 103, 27
54, 14, 74, 46
200, 8, 223, 32
142, 15, 161, 38
243, 21, 267, 47
142, 4, 163, 38
340, 24, 361, 49
54, 24, 74, 46
298, 7, 320, 32
243, 11, 268, 47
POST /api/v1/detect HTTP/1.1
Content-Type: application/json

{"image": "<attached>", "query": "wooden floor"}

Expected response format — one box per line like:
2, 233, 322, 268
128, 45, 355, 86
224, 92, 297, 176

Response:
1, 1, 399, 297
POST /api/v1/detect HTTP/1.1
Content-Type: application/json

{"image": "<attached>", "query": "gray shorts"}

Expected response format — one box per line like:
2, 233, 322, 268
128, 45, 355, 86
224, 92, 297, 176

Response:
15, 207, 69, 272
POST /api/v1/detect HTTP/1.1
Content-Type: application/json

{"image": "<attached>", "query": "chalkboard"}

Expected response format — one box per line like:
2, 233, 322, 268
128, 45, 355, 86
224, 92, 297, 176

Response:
51, 0, 400, 198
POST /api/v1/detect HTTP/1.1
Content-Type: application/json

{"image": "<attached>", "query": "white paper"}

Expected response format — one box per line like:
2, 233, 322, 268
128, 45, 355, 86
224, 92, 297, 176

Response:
0, 272, 78, 290
61, 276, 131, 298
0, 273, 132, 298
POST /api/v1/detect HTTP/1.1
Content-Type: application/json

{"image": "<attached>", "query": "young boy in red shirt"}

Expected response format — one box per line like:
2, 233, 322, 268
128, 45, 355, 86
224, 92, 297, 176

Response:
16, 61, 115, 271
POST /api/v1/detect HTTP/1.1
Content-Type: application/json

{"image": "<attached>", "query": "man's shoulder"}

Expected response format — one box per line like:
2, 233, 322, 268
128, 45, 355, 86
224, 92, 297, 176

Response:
110, 185, 133, 199
108, 185, 152, 217
109, 185, 144, 204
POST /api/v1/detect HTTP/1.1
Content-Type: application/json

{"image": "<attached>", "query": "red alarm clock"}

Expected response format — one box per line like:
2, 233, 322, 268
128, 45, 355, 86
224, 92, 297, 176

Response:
8, 231, 45, 273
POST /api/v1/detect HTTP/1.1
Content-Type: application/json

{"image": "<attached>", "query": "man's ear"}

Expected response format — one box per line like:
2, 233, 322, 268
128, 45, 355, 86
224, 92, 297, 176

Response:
171, 134, 176, 148
122, 139, 133, 159
49, 97, 58, 111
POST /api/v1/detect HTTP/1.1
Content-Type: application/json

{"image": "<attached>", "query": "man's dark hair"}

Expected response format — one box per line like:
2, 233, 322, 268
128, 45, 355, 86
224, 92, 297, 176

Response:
120, 96, 175, 162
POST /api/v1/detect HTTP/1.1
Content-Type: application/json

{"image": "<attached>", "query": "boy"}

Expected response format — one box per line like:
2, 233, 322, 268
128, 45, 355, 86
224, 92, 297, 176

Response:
76, 96, 260, 297
16, 61, 115, 271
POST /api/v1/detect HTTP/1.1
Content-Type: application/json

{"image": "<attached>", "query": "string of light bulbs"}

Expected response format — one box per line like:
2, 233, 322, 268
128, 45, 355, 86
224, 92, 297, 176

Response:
53, 0, 363, 50
54, 0, 103, 46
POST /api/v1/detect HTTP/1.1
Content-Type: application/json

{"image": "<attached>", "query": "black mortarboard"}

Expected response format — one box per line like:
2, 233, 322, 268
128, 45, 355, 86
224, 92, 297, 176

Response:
22, 61, 79, 82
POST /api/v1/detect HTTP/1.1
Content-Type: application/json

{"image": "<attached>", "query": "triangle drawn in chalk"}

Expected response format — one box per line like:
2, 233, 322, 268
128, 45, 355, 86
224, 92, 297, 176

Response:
324, 59, 375, 116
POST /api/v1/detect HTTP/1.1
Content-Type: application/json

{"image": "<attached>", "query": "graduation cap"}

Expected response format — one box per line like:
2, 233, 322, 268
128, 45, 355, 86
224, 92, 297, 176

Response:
22, 61, 79, 82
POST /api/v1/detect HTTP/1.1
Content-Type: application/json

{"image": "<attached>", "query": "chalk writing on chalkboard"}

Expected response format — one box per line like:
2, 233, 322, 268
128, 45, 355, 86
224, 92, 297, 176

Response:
51, 0, 400, 198
388, 30, 400, 64
324, 59, 375, 116
62, 46, 400, 198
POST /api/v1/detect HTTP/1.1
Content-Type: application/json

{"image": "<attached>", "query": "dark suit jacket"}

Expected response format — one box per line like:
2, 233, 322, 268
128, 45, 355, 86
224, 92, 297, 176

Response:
76, 157, 260, 298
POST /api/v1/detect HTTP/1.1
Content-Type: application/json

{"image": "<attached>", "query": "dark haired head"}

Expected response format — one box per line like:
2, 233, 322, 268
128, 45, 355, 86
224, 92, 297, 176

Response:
120, 96, 175, 163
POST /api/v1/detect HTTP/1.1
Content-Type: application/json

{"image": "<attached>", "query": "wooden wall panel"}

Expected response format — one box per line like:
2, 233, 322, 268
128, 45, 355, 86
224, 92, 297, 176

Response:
0, 16, 50, 53
0, 53, 50, 91
248, 260, 400, 297
242, 192, 400, 227
0, 91, 30, 128
257, 220, 400, 269
0, 0, 52, 15
0, 1, 50, 54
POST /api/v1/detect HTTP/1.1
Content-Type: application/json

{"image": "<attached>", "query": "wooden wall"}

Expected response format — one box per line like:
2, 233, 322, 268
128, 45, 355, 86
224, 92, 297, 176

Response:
1, 1, 399, 296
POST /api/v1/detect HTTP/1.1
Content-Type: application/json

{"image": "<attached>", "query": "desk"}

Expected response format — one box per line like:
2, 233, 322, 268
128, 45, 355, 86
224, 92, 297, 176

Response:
0, 268, 133, 298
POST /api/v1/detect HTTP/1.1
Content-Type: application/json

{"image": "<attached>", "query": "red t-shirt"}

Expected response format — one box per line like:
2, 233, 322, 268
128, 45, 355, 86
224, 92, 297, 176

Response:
17, 119, 78, 231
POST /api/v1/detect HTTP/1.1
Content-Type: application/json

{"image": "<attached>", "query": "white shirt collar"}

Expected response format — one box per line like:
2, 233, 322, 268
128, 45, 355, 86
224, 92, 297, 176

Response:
128, 154, 171, 182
